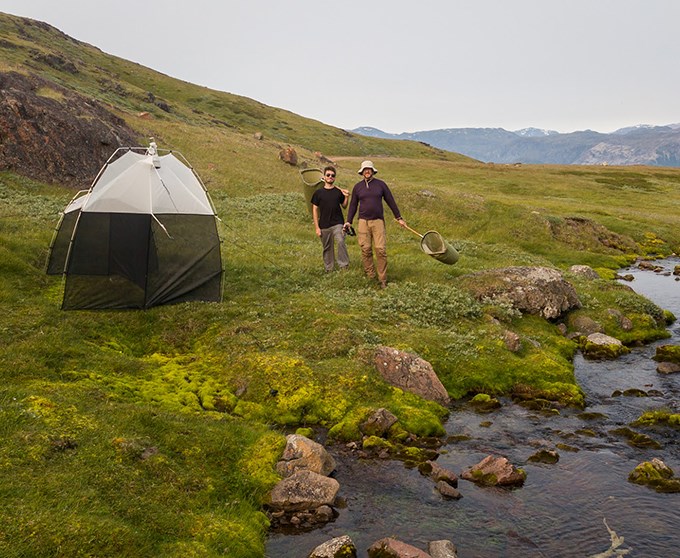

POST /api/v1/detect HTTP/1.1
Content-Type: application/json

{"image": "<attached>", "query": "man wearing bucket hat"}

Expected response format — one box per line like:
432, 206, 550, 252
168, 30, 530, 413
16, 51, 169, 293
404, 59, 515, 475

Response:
311, 165, 351, 272
344, 160, 407, 288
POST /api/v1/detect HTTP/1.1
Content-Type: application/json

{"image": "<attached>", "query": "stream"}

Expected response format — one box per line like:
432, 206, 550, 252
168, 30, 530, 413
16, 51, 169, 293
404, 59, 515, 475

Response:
266, 258, 680, 557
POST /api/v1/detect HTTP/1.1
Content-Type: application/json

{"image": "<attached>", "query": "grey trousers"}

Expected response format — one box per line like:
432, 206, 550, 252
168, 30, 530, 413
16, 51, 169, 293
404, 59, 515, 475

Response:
320, 224, 349, 271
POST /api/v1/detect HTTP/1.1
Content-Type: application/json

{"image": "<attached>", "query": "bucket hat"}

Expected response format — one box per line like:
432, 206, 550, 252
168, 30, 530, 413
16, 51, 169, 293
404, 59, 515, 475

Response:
358, 160, 378, 175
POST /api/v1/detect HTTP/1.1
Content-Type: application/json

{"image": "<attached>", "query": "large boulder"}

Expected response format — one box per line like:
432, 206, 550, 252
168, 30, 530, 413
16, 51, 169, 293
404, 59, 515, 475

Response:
374, 346, 450, 406
276, 434, 336, 477
461, 266, 581, 319
267, 470, 339, 512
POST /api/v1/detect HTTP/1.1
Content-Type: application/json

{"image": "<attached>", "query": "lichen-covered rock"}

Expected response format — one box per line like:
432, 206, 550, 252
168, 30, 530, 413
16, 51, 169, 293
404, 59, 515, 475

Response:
267, 470, 339, 512
461, 266, 581, 319
374, 346, 450, 406
580, 333, 630, 359
279, 146, 298, 165
308, 535, 357, 558
569, 315, 604, 336
569, 265, 600, 279
276, 434, 336, 478
461, 455, 526, 487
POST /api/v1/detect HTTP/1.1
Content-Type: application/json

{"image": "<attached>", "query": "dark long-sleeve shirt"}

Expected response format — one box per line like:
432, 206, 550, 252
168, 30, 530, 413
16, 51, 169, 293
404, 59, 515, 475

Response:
346, 178, 401, 223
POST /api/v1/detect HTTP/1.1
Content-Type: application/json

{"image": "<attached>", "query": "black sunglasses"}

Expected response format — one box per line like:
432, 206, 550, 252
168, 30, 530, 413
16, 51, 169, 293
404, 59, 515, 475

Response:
325, 173, 335, 177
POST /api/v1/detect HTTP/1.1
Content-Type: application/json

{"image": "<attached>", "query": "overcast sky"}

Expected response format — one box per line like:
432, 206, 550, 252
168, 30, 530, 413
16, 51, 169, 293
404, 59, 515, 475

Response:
3, 1, 678, 134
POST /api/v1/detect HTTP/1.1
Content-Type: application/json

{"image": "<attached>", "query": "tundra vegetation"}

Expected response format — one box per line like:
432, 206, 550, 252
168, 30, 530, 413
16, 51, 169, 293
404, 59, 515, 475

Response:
1, 12, 679, 558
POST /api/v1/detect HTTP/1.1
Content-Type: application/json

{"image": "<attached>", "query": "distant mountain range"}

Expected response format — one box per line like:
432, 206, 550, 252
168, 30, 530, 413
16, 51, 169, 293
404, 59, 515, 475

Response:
352, 124, 680, 166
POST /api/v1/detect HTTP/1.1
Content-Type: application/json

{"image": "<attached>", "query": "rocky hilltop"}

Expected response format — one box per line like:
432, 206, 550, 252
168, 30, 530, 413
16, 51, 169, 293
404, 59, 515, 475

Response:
353, 124, 680, 166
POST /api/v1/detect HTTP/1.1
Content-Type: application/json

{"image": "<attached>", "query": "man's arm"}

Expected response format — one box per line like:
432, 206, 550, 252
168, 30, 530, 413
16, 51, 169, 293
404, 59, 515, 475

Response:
345, 185, 359, 224
312, 204, 321, 237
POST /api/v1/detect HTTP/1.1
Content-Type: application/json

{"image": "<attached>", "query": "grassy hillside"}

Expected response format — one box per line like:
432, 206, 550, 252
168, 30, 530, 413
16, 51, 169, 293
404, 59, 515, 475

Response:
1, 11, 679, 558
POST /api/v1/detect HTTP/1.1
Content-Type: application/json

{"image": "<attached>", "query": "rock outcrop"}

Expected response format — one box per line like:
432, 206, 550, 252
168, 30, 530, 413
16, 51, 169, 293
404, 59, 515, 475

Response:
0, 71, 139, 187
461, 266, 581, 319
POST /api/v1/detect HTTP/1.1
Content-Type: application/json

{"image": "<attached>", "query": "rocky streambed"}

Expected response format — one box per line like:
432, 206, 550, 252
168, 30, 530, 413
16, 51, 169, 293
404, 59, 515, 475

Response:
266, 259, 680, 557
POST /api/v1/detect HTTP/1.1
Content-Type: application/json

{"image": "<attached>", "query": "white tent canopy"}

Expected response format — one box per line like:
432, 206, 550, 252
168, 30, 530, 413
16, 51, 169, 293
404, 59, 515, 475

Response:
47, 146, 223, 310
69, 151, 215, 215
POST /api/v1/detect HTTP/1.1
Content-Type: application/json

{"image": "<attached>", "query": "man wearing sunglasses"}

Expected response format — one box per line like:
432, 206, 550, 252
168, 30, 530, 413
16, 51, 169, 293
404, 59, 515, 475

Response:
311, 166, 351, 272
344, 160, 406, 288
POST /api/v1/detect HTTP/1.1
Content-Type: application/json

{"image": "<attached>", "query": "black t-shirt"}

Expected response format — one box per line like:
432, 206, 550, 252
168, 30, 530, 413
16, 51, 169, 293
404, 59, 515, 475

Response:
311, 187, 346, 229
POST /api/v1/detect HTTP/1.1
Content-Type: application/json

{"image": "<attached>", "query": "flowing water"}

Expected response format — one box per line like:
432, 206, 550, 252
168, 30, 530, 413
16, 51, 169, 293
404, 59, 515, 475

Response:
266, 258, 680, 557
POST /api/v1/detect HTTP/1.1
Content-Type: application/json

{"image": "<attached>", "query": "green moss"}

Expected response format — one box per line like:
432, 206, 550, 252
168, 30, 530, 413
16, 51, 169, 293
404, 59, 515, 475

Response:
470, 393, 501, 412
580, 339, 631, 360
653, 345, 680, 364
327, 407, 372, 442
471, 470, 499, 486
628, 459, 680, 493
632, 409, 680, 429
609, 427, 662, 449
295, 427, 314, 438
362, 436, 393, 451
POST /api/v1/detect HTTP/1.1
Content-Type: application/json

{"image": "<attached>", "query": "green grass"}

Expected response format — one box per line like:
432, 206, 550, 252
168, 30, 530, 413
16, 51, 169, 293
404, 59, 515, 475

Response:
1, 10, 680, 557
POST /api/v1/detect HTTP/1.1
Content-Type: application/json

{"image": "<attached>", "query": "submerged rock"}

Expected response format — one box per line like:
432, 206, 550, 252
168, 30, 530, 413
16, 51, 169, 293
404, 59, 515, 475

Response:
657, 361, 680, 374
528, 449, 560, 464
419, 460, 459, 486
435, 480, 462, 500
653, 344, 680, 365
367, 537, 430, 558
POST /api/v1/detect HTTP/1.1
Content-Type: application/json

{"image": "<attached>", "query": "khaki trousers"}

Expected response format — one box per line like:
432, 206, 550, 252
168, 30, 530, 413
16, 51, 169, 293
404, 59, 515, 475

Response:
357, 218, 387, 281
